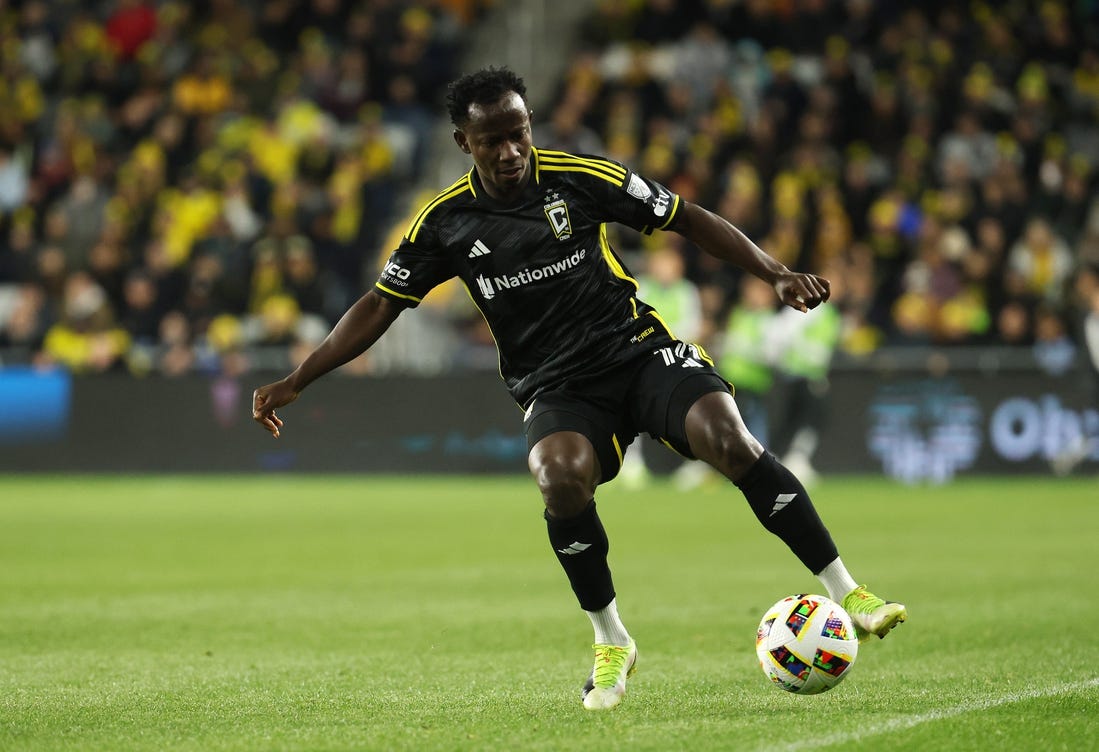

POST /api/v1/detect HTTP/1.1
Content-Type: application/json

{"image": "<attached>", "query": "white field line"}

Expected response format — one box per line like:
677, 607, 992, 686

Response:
765, 676, 1099, 752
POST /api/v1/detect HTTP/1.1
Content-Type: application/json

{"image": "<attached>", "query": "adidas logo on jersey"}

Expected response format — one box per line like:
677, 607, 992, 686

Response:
468, 239, 492, 258
655, 343, 705, 368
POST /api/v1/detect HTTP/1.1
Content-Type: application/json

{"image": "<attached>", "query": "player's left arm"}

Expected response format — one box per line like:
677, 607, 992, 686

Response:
672, 201, 830, 313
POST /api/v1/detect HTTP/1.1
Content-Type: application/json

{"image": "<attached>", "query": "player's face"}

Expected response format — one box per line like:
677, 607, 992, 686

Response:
454, 91, 533, 202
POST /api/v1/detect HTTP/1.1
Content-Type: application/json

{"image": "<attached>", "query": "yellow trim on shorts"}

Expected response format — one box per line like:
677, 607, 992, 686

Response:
659, 436, 691, 459
611, 433, 624, 468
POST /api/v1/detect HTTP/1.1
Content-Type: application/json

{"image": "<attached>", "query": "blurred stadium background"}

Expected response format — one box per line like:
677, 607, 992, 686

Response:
1, 0, 1097, 481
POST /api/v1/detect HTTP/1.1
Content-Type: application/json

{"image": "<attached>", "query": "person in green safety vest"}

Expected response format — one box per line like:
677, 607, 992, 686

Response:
673, 274, 780, 492
618, 244, 704, 489
636, 245, 703, 344
769, 274, 844, 486
718, 274, 780, 447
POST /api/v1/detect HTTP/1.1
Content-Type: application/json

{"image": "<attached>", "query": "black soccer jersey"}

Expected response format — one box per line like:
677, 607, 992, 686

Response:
374, 147, 685, 408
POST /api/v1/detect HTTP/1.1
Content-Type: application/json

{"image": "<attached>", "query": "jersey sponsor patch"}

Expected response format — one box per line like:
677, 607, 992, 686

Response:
627, 173, 652, 200
381, 260, 412, 287
474, 248, 588, 300
651, 186, 672, 217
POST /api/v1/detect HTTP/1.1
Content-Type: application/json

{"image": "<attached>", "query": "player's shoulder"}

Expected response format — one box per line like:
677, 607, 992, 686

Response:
404, 170, 477, 243
534, 147, 628, 188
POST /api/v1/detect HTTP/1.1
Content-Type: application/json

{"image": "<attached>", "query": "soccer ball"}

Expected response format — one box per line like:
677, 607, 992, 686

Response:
756, 594, 858, 695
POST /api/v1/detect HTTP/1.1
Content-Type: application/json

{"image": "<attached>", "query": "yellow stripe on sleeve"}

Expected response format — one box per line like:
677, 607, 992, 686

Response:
536, 150, 627, 183
374, 282, 422, 304
540, 151, 628, 178
538, 163, 624, 185
657, 195, 681, 230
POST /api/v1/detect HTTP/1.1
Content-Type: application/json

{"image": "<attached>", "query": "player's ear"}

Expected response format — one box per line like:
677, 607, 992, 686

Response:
453, 129, 471, 154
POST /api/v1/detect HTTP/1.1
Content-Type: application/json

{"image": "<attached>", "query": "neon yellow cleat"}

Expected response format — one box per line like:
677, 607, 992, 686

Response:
581, 640, 637, 710
842, 585, 907, 642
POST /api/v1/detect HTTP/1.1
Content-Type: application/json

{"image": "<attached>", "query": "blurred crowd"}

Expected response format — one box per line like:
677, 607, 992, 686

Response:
3, 0, 1099, 381
542, 0, 1099, 372
0, 0, 488, 375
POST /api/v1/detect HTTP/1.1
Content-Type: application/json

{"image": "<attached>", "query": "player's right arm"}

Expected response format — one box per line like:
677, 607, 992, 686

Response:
254, 180, 459, 437
252, 290, 403, 438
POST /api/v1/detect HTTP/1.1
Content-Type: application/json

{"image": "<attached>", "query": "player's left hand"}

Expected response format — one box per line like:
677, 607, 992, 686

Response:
252, 379, 299, 438
773, 271, 830, 313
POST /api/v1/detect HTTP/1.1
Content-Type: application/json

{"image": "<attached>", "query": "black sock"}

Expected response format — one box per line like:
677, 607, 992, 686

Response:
545, 500, 615, 611
735, 451, 838, 574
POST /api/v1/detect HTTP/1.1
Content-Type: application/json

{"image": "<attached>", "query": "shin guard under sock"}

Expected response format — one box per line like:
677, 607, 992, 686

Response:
735, 451, 838, 574
545, 500, 615, 612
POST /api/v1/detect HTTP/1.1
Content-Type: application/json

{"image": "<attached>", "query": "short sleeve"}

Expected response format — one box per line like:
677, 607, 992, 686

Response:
374, 229, 454, 307
589, 162, 682, 235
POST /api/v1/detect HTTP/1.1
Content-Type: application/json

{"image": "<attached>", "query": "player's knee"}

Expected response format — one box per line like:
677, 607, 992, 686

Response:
531, 455, 596, 514
685, 395, 763, 480
703, 431, 761, 480
529, 441, 598, 517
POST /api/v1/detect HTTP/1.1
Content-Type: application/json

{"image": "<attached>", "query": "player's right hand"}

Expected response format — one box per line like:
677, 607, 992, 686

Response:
252, 380, 299, 438
773, 270, 830, 313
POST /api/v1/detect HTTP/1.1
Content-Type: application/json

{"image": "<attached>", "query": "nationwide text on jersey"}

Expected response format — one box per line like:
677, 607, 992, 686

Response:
475, 248, 587, 300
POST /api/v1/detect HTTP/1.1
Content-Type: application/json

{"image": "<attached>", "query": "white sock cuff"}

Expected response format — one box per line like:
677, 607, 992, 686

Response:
585, 597, 631, 647
817, 557, 859, 602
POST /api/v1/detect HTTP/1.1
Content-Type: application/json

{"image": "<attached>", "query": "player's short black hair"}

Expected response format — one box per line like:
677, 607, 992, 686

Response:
446, 67, 528, 128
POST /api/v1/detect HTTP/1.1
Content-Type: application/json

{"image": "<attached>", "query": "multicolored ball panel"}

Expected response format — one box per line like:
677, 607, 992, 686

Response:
755, 593, 859, 695
784, 598, 818, 637
769, 645, 811, 681
812, 649, 852, 677
821, 614, 853, 641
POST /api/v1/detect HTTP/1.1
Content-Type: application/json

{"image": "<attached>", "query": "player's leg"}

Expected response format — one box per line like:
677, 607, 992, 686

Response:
528, 430, 616, 613
684, 391, 837, 569
527, 425, 637, 709
682, 389, 907, 641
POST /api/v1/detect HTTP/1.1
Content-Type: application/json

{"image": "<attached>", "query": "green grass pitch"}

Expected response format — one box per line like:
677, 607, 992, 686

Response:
1, 474, 1096, 751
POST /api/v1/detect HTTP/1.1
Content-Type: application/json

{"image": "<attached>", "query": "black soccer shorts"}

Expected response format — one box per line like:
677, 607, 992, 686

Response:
524, 342, 732, 483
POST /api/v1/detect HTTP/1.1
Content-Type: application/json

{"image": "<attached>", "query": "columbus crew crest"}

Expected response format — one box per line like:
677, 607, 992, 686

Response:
544, 197, 572, 240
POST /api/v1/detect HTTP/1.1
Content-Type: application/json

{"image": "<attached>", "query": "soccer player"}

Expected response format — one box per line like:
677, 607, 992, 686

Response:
252, 67, 906, 710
